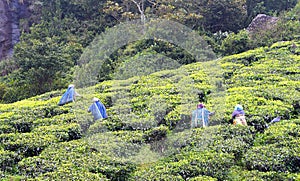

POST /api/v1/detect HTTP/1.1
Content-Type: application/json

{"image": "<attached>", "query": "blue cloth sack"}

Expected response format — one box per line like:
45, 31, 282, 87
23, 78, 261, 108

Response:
88, 101, 108, 120
58, 87, 75, 106
191, 108, 211, 128
96, 101, 108, 119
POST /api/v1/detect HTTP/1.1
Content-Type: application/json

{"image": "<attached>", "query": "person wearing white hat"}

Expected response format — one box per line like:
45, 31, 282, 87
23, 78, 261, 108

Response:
58, 84, 81, 106
88, 97, 108, 120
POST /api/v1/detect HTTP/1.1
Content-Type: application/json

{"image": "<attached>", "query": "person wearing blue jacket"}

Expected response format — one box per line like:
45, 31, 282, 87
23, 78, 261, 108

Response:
58, 84, 81, 106
88, 97, 108, 121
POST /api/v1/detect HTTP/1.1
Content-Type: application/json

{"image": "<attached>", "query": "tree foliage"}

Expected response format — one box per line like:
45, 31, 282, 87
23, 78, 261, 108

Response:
104, 0, 248, 32
245, 0, 298, 23
0, 0, 299, 101
2, 21, 83, 102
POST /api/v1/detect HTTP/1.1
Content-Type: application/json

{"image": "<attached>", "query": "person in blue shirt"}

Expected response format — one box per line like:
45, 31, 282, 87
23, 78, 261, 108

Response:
191, 103, 213, 128
88, 97, 108, 121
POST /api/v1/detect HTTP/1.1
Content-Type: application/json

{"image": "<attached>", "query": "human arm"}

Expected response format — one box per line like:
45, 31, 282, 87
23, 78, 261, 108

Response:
232, 111, 237, 119
74, 91, 81, 97
87, 105, 92, 112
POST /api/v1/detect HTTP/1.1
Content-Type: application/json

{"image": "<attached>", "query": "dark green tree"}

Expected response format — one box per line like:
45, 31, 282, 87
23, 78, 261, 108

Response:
199, 0, 247, 33
245, 0, 298, 24
13, 31, 82, 97
220, 30, 252, 56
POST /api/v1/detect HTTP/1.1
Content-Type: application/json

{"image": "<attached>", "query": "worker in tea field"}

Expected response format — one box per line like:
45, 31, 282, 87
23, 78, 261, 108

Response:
88, 97, 108, 120
58, 84, 81, 106
231, 104, 247, 126
191, 103, 214, 128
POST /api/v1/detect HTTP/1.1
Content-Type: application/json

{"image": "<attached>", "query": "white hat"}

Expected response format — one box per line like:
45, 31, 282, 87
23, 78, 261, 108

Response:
68, 84, 75, 88
92, 97, 99, 102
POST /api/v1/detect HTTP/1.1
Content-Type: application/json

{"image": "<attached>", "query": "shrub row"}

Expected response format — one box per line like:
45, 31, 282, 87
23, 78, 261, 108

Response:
18, 140, 135, 180
132, 150, 234, 180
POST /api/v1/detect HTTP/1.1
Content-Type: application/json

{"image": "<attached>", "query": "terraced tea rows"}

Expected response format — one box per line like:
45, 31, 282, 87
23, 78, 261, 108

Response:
0, 41, 299, 180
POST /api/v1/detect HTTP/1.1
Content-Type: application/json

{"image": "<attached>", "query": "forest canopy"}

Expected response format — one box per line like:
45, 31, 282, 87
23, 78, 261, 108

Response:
0, 0, 299, 102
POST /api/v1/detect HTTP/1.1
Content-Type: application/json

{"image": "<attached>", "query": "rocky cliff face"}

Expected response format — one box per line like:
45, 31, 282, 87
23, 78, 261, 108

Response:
247, 14, 279, 34
0, 0, 29, 60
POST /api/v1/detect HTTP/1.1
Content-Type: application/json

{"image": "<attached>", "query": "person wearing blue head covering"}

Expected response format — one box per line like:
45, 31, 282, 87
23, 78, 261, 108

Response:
88, 97, 108, 121
191, 103, 214, 128
232, 104, 247, 125
58, 84, 81, 106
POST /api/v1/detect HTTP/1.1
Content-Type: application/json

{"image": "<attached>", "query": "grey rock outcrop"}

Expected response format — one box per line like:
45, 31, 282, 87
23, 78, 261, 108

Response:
0, 0, 29, 60
0, 0, 12, 60
247, 14, 279, 33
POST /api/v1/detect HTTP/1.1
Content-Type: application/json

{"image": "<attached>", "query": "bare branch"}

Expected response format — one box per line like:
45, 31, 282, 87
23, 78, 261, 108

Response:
131, 0, 143, 14
148, 0, 156, 5
130, 0, 146, 23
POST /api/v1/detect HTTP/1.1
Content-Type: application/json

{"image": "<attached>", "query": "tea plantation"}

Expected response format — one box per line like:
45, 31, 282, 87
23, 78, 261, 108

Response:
0, 40, 299, 180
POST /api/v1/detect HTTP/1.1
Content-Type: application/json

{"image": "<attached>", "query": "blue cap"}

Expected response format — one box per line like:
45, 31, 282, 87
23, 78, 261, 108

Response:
234, 104, 243, 111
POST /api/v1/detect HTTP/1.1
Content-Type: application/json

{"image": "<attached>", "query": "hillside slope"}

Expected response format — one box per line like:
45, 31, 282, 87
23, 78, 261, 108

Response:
0, 40, 299, 180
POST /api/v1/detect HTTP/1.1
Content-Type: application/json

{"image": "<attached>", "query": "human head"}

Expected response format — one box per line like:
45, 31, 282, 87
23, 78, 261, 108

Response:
68, 84, 75, 88
197, 103, 205, 108
92, 97, 99, 102
234, 104, 243, 111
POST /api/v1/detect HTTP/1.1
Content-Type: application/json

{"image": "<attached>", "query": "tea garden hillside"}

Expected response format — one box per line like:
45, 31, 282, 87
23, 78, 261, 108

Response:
0, 40, 299, 180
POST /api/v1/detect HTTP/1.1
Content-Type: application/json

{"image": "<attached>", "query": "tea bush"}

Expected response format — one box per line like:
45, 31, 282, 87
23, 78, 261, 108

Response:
133, 150, 234, 180
32, 123, 82, 141
242, 119, 300, 173
18, 139, 135, 180
1, 132, 59, 157
33, 168, 108, 181
226, 166, 300, 181
0, 149, 21, 171
221, 40, 300, 126
243, 143, 300, 172
254, 119, 300, 145
0, 125, 15, 134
